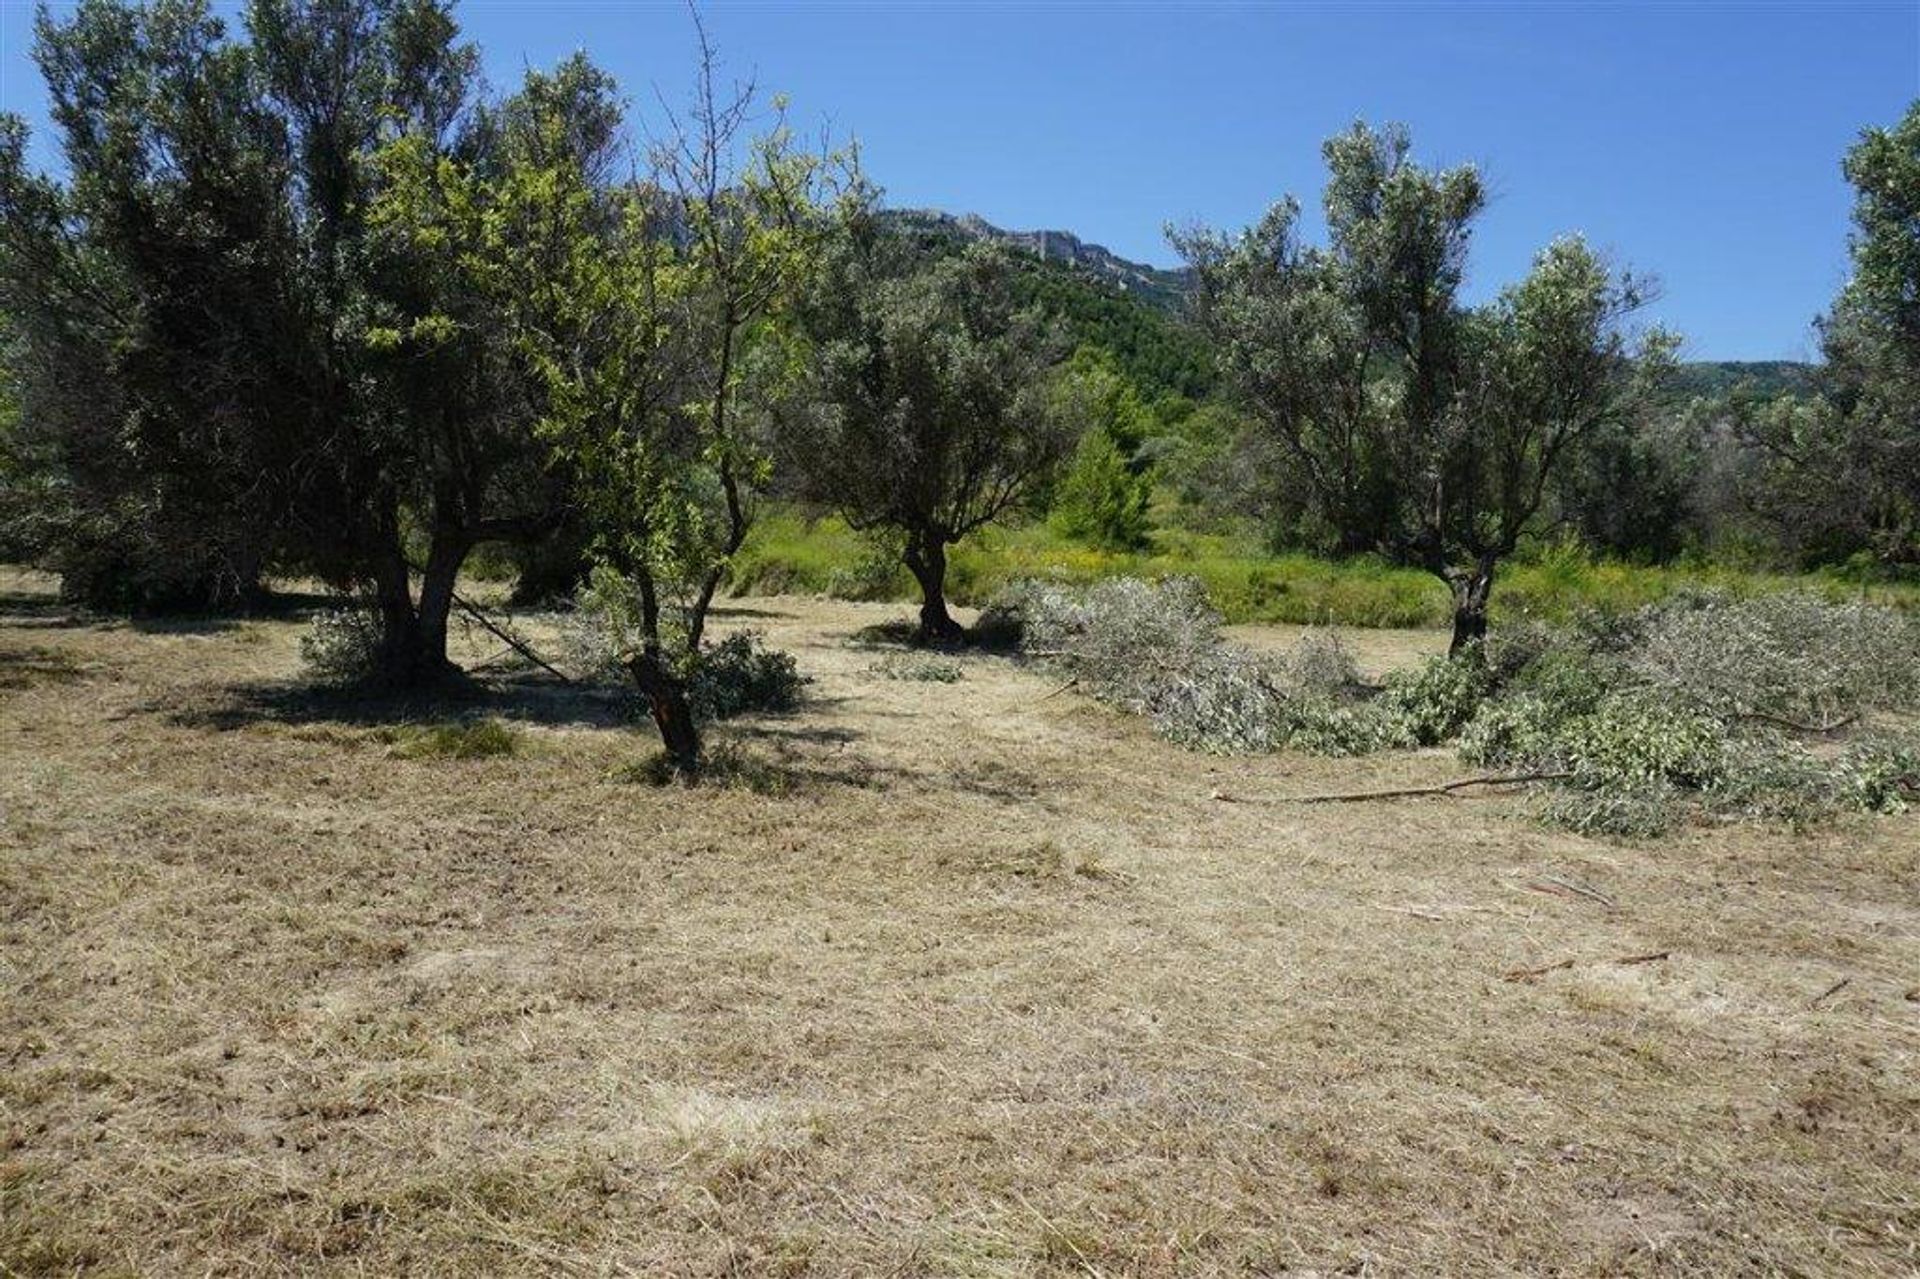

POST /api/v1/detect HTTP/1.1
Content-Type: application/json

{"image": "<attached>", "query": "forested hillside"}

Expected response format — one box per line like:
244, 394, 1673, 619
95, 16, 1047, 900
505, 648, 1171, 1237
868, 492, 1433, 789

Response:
881, 208, 1212, 399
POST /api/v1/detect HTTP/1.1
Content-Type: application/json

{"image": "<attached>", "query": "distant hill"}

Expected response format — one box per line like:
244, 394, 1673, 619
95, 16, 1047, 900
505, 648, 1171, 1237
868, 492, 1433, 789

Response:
883, 209, 1191, 314
881, 208, 1817, 406
881, 208, 1212, 400
1667, 360, 1815, 401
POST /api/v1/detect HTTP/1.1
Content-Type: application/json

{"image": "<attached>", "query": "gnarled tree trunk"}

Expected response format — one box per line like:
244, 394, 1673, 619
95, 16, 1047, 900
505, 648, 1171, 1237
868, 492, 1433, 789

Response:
629, 645, 701, 775
1446, 557, 1498, 657
416, 527, 469, 663
902, 529, 964, 645
367, 526, 468, 688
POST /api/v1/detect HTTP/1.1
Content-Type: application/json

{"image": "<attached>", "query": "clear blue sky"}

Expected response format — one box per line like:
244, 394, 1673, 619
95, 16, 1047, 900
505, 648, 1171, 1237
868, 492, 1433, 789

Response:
3, 1, 1916, 360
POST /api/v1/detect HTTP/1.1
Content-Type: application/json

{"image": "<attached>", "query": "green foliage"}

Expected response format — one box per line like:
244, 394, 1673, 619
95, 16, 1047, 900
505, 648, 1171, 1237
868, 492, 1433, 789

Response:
1629, 590, 1920, 723
1006, 257, 1212, 400
299, 604, 386, 685
1016, 574, 1917, 836
1376, 655, 1494, 745
687, 632, 807, 721
1551, 408, 1704, 563
734, 508, 1920, 631
1045, 348, 1157, 551
1175, 121, 1674, 647
611, 741, 795, 794
1458, 592, 1920, 836
1554, 693, 1728, 791
1834, 732, 1920, 814
824, 545, 911, 601
0, 0, 592, 667
1011, 576, 1421, 756
777, 218, 1071, 636
1278, 628, 1362, 696
561, 574, 805, 722
887, 212, 1211, 400
1666, 361, 1813, 401
1536, 785, 1680, 839
1052, 428, 1153, 551
1012, 576, 1287, 754
1723, 104, 1920, 571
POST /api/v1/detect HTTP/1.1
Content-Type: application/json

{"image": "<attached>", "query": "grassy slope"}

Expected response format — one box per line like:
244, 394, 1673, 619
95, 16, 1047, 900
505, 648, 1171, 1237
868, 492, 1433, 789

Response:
733, 509, 1920, 629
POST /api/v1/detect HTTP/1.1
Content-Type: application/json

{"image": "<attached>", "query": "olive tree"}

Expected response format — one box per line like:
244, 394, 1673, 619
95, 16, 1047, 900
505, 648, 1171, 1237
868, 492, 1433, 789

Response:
0, 0, 590, 681
779, 217, 1070, 641
0, 0, 297, 609
1174, 123, 1672, 654
1737, 102, 1920, 567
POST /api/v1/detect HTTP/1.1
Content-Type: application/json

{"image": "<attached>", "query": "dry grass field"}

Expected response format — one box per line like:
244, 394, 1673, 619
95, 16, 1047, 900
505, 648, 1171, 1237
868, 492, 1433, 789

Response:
3, 565, 1918, 1276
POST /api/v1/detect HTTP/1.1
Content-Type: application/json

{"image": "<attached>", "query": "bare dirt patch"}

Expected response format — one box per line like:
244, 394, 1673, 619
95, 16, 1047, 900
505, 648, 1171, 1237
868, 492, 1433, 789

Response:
2, 575, 1917, 1274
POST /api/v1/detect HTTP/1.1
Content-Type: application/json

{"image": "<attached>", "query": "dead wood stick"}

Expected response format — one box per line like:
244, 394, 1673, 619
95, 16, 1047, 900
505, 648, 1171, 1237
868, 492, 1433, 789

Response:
1810, 976, 1852, 1007
1505, 951, 1670, 983
1531, 872, 1616, 910
1504, 958, 1576, 983
1036, 676, 1080, 702
1283, 770, 1572, 804
466, 644, 519, 671
449, 589, 574, 685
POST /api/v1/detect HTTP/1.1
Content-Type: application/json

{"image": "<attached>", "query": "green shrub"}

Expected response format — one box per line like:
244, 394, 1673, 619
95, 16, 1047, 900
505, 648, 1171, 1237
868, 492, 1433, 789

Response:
687, 631, 807, 722
562, 575, 806, 721
1050, 428, 1153, 551
390, 717, 520, 760
1537, 783, 1678, 839
1834, 731, 1920, 814
825, 547, 909, 601
1376, 655, 1493, 745
300, 603, 384, 685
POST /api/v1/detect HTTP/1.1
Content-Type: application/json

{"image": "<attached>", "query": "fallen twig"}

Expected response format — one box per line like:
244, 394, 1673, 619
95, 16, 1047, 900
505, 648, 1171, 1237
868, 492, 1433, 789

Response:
1505, 951, 1671, 983
1281, 770, 1572, 804
1810, 976, 1852, 1007
1504, 958, 1576, 983
450, 589, 574, 686
1530, 872, 1617, 910
1036, 676, 1080, 702
466, 644, 520, 672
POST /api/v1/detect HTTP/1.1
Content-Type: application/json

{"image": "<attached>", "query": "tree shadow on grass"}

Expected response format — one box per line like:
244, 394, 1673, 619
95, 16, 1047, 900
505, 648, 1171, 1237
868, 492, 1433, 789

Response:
0, 585, 344, 634
844, 611, 1023, 656
164, 669, 637, 733
165, 672, 869, 747
707, 603, 794, 621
